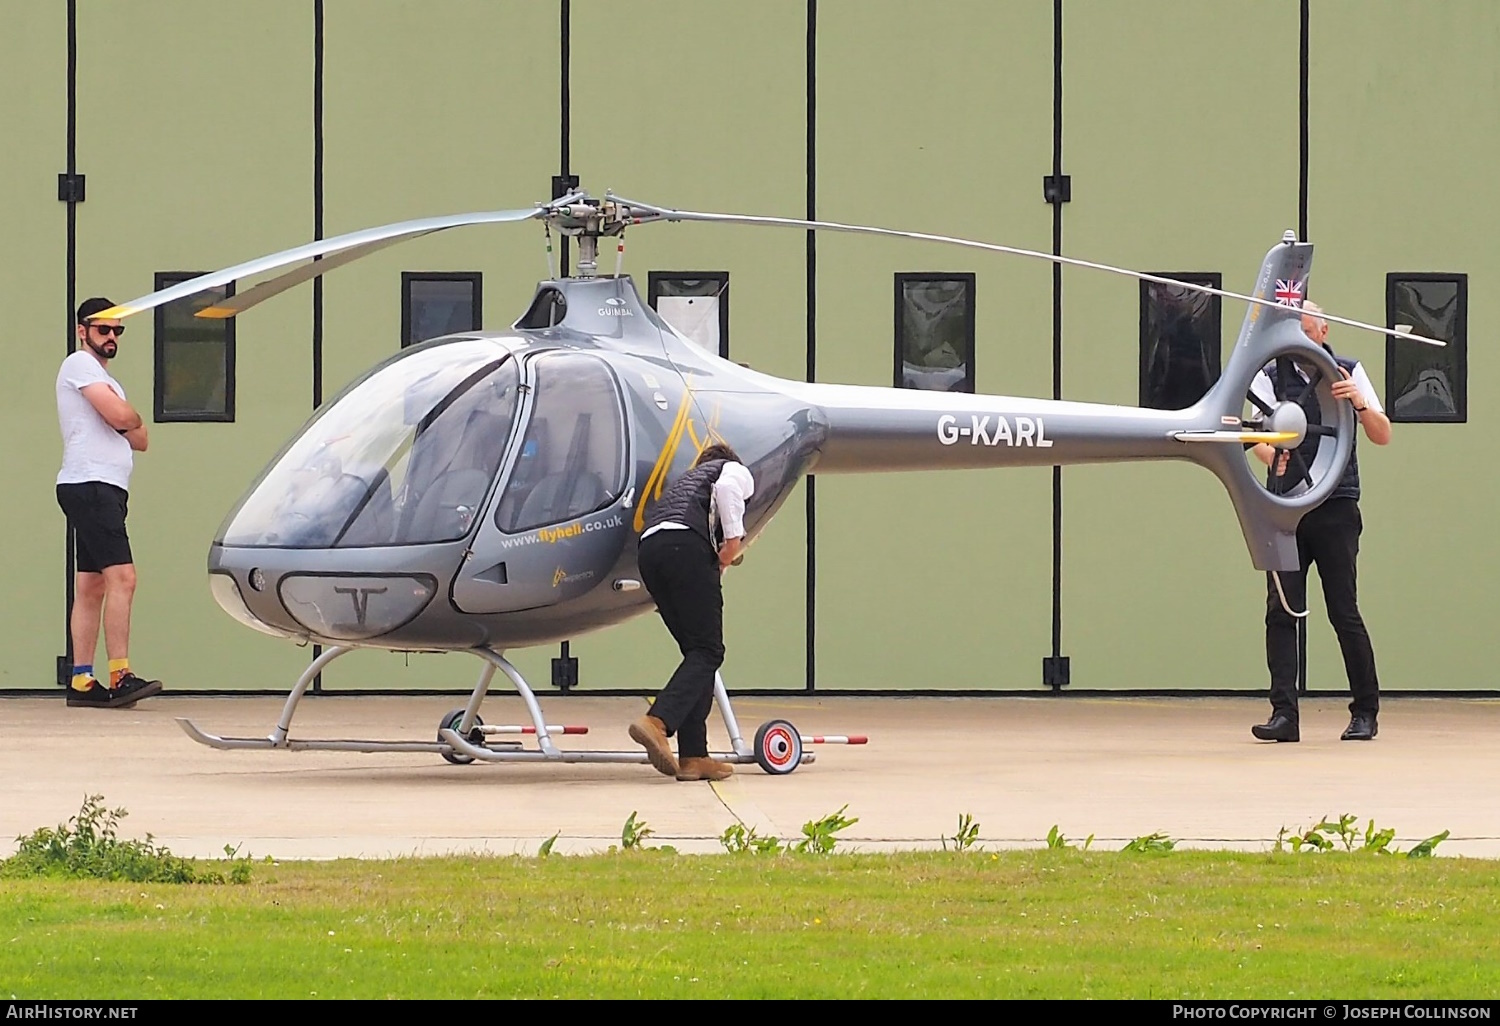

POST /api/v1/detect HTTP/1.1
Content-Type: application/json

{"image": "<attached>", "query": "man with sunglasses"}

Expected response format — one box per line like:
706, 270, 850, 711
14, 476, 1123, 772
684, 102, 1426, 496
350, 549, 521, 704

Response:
54, 297, 163, 708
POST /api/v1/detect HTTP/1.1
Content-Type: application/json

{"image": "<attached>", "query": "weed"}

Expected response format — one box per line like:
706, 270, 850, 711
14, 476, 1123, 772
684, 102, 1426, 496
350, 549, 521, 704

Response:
620, 812, 654, 851
1276, 814, 1448, 859
1362, 820, 1397, 855
538, 832, 560, 858
943, 813, 981, 852
1407, 830, 1450, 859
222, 845, 254, 885
720, 823, 783, 855
792, 805, 859, 855
1120, 832, 1176, 854
0, 795, 251, 884
1046, 825, 1094, 852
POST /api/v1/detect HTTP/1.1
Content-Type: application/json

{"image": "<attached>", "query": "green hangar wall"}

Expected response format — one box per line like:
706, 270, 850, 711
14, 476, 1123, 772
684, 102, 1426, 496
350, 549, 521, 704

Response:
2, 1, 1494, 696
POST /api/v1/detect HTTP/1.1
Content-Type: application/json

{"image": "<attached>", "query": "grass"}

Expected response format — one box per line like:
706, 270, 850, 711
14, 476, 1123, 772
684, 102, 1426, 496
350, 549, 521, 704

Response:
4, 850, 1500, 998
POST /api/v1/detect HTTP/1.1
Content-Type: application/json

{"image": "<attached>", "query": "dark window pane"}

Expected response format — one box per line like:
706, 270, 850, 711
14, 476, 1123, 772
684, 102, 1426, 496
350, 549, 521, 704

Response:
648, 272, 729, 358
154, 273, 234, 422
495, 352, 627, 534
1387, 275, 1466, 423
403, 273, 481, 347
1140, 274, 1221, 409
896, 274, 974, 393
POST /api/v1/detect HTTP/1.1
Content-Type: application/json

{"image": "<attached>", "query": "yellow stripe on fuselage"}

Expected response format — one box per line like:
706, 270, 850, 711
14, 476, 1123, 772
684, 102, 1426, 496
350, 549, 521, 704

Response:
634, 389, 695, 533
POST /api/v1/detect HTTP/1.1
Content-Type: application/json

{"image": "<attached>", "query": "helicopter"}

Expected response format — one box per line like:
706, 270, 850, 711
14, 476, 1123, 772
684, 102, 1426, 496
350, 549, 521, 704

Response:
95, 189, 1443, 774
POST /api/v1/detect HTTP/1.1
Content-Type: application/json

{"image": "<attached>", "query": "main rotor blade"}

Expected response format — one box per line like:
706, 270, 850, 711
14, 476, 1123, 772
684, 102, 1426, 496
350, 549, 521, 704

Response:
621, 199, 1447, 348
93, 206, 547, 321
195, 234, 416, 319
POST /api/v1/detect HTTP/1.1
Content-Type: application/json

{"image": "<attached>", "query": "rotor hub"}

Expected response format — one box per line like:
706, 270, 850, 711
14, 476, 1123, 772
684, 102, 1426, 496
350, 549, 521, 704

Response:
1265, 402, 1307, 447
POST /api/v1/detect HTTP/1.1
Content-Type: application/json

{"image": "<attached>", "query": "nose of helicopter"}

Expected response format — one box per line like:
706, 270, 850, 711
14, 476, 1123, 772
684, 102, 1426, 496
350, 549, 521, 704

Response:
209, 553, 452, 644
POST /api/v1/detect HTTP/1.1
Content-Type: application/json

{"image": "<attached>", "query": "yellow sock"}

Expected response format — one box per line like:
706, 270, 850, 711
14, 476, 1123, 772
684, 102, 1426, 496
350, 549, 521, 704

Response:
109, 659, 130, 688
70, 670, 97, 693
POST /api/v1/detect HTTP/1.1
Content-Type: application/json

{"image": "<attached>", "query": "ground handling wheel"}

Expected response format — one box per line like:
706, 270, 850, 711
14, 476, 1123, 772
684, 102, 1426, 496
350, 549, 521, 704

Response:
753, 719, 803, 775
438, 709, 484, 765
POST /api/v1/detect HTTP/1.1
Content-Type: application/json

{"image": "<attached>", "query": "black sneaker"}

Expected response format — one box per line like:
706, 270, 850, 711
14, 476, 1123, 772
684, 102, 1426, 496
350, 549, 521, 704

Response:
110, 672, 163, 706
65, 680, 116, 708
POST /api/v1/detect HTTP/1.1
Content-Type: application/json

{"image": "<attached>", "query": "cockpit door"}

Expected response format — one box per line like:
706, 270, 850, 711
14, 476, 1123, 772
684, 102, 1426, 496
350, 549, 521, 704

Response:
452, 350, 632, 614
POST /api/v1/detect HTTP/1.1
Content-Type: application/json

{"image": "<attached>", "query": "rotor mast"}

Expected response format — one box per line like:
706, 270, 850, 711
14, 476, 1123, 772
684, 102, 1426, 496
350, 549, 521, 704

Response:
547, 192, 657, 280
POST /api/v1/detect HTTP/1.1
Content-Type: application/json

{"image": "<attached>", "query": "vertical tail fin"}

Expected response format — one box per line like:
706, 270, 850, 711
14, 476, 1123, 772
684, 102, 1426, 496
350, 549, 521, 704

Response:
1193, 232, 1355, 571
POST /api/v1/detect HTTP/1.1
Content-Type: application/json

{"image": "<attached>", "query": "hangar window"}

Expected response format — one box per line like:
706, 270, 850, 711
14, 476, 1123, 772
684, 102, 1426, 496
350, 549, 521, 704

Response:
1139, 273, 1222, 409
1386, 274, 1466, 423
648, 272, 729, 358
154, 271, 235, 423
896, 273, 975, 393
402, 272, 483, 348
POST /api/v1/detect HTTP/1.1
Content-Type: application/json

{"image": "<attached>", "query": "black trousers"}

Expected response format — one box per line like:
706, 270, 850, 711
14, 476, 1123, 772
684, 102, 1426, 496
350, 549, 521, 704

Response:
638, 530, 724, 759
1265, 497, 1380, 719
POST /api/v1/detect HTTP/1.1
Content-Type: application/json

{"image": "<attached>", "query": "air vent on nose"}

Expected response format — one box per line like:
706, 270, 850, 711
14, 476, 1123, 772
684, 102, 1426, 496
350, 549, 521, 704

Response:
474, 561, 508, 585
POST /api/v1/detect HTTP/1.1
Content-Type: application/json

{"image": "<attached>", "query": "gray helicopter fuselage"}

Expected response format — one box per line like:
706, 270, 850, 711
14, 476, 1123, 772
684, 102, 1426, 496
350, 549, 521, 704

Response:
208, 241, 1349, 652
207, 275, 827, 651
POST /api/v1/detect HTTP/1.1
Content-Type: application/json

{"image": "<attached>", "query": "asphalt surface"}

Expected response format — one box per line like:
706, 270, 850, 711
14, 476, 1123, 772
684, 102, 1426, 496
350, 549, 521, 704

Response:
3, 692, 1495, 858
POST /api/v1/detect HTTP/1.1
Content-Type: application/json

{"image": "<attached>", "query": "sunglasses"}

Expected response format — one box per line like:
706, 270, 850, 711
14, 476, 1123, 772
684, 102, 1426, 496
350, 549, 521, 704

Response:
88, 324, 125, 337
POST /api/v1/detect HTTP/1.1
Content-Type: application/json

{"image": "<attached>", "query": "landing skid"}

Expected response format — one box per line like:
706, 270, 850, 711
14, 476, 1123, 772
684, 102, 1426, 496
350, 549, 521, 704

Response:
175, 646, 866, 774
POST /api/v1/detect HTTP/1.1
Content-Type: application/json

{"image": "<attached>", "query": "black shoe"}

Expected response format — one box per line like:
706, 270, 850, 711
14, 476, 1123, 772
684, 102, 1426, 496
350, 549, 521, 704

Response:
1341, 714, 1378, 741
110, 672, 163, 707
65, 679, 144, 709
1251, 714, 1300, 742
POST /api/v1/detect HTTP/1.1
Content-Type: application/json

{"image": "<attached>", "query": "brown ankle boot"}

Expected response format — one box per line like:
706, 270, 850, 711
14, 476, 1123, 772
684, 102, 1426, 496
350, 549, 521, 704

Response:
676, 756, 733, 782
628, 715, 678, 777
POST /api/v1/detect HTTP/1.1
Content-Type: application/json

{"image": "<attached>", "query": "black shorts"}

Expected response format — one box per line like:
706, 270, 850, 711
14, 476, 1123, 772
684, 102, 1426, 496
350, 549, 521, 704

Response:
56, 482, 132, 573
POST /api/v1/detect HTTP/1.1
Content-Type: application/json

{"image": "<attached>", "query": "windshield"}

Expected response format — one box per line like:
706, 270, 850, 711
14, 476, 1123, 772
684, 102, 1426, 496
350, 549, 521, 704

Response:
220, 338, 520, 548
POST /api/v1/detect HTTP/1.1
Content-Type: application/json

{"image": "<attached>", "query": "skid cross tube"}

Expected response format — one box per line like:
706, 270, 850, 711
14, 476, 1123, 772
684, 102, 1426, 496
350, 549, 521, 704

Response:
176, 647, 827, 770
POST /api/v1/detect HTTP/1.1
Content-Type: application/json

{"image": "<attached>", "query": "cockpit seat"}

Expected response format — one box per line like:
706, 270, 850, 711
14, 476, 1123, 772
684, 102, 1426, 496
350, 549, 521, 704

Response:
513, 471, 608, 529
405, 469, 492, 541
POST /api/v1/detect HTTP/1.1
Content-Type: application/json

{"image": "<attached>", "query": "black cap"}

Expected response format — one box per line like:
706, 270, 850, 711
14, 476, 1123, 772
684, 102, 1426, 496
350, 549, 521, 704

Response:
76, 297, 118, 324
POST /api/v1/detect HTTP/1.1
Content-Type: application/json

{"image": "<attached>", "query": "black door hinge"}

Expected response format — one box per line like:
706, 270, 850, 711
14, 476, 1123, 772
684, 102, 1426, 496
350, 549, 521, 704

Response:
551, 640, 579, 691
552, 174, 581, 200
1042, 174, 1071, 205
57, 173, 86, 203
1042, 655, 1070, 690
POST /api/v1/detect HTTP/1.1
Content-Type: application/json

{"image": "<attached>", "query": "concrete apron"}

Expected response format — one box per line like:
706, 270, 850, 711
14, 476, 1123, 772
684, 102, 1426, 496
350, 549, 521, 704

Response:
2, 695, 1495, 859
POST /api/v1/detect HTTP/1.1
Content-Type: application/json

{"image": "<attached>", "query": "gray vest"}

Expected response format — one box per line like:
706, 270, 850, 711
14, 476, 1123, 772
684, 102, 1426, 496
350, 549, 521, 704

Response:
641, 459, 728, 546
1266, 352, 1361, 503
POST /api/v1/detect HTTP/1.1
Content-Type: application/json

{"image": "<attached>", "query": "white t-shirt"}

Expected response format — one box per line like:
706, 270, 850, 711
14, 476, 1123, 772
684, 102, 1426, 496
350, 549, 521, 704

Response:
56, 350, 133, 491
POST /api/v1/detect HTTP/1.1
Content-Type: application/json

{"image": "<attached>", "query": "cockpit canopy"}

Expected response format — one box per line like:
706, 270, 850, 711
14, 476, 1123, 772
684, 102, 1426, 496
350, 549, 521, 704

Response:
218, 336, 628, 549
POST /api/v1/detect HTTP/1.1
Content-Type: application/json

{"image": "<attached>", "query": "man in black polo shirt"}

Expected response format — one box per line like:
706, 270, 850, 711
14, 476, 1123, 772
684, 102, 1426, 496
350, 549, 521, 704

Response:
1251, 302, 1389, 743
628, 443, 755, 781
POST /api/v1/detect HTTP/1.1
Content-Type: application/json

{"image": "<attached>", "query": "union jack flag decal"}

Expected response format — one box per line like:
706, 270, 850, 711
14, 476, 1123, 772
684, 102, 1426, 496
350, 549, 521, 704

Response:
1274, 279, 1304, 307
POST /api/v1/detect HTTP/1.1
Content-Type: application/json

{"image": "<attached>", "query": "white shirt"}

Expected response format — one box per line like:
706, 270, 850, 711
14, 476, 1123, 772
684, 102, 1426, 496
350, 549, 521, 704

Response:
56, 350, 133, 491
641, 460, 755, 542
